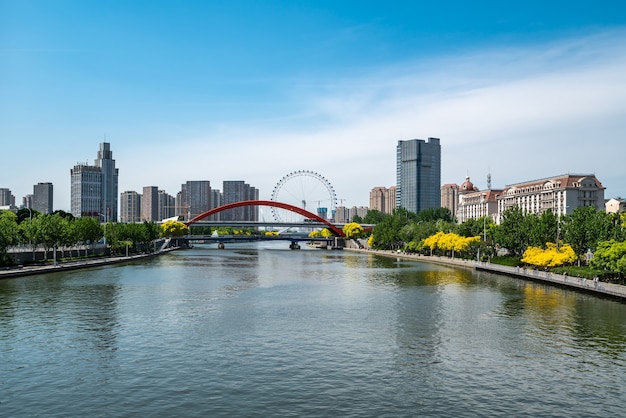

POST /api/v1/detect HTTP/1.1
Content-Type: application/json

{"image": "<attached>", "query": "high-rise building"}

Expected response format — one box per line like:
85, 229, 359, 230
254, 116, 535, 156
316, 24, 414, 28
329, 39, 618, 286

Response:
0, 188, 15, 208
178, 181, 211, 221
33, 182, 53, 214
70, 142, 118, 220
141, 186, 159, 221
349, 206, 369, 221
70, 164, 102, 218
95, 142, 119, 221
210, 189, 222, 221
396, 137, 441, 214
369, 186, 397, 214
334, 206, 350, 223
158, 190, 175, 221
120, 191, 141, 223
23, 195, 33, 209
222, 181, 258, 221
441, 183, 459, 220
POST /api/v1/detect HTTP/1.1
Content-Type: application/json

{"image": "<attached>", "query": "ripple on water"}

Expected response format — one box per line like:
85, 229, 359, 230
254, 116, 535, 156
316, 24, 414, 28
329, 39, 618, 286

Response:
1, 246, 625, 417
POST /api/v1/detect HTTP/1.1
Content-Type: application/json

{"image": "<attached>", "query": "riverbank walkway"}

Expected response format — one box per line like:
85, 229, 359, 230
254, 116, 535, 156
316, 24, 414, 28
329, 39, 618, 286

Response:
0, 247, 178, 280
345, 248, 626, 301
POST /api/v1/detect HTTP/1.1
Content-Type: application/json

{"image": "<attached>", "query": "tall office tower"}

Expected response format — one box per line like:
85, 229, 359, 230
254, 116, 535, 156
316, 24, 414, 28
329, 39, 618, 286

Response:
95, 142, 119, 221
396, 137, 441, 214
178, 181, 211, 221
70, 164, 102, 218
0, 188, 15, 207
141, 186, 159, 221
120, 191, 141, 223
222, 181, 258, 221
70, 142, 118, 220
158, 190, 175, 221
33, 182, 53, 214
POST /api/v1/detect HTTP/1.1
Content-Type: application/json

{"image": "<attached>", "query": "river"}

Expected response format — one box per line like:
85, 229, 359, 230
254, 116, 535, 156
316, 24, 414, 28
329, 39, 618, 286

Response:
1, 242, 625, 417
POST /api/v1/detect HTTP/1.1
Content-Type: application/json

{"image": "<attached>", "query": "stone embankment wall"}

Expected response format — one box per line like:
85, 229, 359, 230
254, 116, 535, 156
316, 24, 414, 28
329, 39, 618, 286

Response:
345, 247, 626, 301
0, 247, 177, 280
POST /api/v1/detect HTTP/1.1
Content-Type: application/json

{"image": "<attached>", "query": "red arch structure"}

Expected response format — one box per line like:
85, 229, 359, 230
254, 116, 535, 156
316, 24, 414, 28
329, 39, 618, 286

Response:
185, 200, 346, 237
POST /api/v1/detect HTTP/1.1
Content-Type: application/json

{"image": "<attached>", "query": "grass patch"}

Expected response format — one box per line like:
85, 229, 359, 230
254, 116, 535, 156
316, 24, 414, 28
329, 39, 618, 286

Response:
490, 256, 522, 267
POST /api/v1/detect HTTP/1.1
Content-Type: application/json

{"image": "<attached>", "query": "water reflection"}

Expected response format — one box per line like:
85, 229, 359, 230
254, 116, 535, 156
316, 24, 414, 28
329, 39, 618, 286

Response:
1, 272, 121, 357
2, 245, 626, 417
485, 273, 626, 360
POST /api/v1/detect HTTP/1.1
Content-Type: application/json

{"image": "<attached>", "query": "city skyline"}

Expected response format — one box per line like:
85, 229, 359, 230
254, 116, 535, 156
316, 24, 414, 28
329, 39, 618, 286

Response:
2, 1, 626, 210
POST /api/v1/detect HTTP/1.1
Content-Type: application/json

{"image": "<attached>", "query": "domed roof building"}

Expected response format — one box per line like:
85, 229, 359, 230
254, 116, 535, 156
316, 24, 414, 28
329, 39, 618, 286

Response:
457, 175, 502, 224
460, 176, 479, 193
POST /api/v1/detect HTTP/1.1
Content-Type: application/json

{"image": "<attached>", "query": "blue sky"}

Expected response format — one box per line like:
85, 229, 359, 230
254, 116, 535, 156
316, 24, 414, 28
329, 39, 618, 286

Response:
2, 0, 625, 212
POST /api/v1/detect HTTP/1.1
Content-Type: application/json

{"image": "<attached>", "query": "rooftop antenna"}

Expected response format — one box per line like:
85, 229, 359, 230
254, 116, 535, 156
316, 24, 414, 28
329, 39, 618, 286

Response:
487, 170, 492, 190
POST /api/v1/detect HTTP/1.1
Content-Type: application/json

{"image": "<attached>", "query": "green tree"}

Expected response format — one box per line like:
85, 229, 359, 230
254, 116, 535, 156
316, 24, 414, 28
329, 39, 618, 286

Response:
399, 220, 438, 244
606, 212, 626, 242
16, 208, 40, 224
562, 206, 607, 266
0, 211, 19, 265
143, 221, 160, 243
416, 207, 453, 223
590, 240, 626, 276
361, 209, 386, 224
369, 212, 409, 249
32, 214, 69, 260
493, 206, 531, 256
71, 217, 103, 256
528, 210, 558, 248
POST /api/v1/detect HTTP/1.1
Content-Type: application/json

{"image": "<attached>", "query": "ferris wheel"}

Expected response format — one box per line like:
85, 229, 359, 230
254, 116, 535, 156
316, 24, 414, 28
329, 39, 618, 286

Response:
270, 170, 338, 222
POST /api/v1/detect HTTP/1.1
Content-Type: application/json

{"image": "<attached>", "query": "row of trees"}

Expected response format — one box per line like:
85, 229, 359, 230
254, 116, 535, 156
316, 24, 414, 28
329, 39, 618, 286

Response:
0, 208, 165, 265
360, 205, 626, 275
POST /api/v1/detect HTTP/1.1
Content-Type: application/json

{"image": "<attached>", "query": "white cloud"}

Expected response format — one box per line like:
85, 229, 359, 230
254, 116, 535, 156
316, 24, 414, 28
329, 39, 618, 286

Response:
50, 29, 626, 210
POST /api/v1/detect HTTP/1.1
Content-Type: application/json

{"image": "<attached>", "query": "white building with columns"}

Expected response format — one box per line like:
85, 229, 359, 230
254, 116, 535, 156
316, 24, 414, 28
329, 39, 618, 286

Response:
496, 174, 605, 223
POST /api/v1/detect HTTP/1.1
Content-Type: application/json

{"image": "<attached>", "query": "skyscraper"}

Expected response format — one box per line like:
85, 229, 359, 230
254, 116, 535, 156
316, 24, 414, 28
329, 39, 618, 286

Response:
70, 142, 118, 220
158, 190, 175, 221
33, 182, 53, 214
0, 188, 15, 208
95, 142, 119, 221
70, 164, 102, 218
396, 137, 441, 214
178, 181, 211, 221
141, 186, 159, 221
222, 181, 258, 221
120, 191, 141, 223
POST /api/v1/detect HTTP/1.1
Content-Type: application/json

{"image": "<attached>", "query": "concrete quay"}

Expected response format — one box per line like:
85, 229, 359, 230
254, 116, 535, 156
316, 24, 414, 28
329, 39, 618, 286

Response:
345, 248, 626, 301
0, 248, 177, 280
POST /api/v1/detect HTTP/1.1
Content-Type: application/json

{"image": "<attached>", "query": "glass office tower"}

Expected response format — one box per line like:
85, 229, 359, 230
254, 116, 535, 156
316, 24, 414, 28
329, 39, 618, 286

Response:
396, 137, 441, 214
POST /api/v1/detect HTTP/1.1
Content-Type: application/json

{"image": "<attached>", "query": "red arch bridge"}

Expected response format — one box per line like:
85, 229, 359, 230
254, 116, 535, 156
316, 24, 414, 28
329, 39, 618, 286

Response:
178, 200, 373, 246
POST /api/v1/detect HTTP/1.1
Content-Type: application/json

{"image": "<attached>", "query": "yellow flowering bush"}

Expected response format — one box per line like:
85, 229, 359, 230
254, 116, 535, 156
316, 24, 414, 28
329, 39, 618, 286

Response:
521, 243, 576, 267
